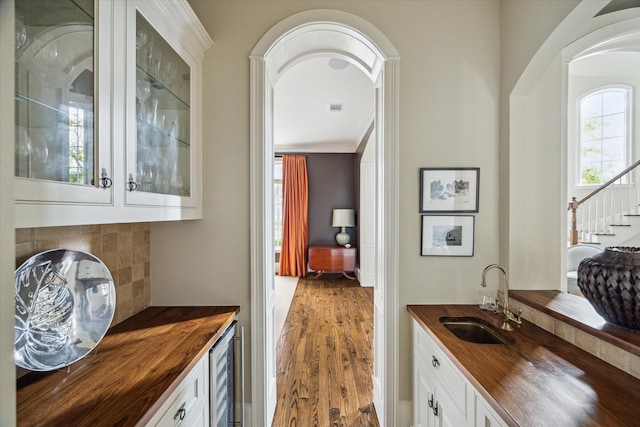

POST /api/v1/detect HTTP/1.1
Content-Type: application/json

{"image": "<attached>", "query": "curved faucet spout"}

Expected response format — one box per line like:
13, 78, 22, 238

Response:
480, 264, 520, 331
481, 264, 507, 289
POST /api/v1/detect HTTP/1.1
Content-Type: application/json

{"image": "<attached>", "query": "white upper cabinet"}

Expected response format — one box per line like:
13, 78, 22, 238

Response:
123, 1, 209, 212
14, 0, 212, 228
15, 0, 113, 208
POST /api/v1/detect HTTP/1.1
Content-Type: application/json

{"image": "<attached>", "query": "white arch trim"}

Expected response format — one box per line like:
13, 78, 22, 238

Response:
562, 15, 640, 60
250, 9, 400, 427
251, 9, 399, 66
511, 0, 609, 97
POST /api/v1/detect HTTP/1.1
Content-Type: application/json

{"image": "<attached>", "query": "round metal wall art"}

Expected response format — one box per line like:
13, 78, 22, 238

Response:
14, 249, 116, 371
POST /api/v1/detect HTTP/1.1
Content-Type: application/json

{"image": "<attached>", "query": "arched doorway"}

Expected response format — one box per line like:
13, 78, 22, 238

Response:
249, 9, 399, 426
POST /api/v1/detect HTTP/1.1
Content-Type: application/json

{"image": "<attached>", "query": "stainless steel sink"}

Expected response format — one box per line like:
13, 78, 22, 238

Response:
440, 317, 510, 344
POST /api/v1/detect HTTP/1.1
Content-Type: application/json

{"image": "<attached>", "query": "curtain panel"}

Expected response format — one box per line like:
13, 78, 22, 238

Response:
279, 155, 309, 276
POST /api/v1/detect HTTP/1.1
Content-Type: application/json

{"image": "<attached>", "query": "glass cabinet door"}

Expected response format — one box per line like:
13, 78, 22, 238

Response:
15, 0, 97, 186
132, 11, 191, 198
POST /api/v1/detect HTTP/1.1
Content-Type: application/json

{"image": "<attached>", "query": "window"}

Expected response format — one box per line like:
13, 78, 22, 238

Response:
578, 86, 631, 186
68, 105, 85, 183
274, 158, 283, 251
68, 103, 93, 184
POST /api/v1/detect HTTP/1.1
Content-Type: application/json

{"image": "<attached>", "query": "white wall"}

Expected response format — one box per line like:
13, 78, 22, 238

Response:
150, 0, 594, 417
509, 56, 566, 290
498, 0, 583, 268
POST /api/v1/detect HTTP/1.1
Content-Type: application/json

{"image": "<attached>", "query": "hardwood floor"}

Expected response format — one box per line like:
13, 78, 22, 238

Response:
273, 274, 378, 427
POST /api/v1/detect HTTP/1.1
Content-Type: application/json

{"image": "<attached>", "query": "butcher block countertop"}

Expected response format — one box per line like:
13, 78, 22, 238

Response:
408, 304, 640, 427
17, 306, 239, 427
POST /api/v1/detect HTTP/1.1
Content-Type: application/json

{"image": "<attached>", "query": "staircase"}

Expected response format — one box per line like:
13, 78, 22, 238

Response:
568, 160, 640, 247
586, 215, 640, 246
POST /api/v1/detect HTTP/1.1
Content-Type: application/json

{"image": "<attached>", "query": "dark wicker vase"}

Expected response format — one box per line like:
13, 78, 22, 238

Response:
577, 246, 640, 332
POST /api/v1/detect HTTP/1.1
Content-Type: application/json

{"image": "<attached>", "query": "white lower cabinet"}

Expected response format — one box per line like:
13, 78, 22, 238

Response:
475, 395, 506, 427
412, 319, 506, 427
146, 351, 209, 427
413, 356, 464, 427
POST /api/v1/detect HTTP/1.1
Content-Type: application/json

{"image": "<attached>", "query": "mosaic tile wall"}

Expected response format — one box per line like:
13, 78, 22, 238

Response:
15, 223, 151, 326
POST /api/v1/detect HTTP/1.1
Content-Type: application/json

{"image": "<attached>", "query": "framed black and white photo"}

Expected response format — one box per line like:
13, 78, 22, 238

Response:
421, 215, 474, 256
419, 167, 480, 213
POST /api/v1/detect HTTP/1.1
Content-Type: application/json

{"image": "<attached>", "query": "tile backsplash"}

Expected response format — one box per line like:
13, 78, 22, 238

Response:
15, 223, 151, 326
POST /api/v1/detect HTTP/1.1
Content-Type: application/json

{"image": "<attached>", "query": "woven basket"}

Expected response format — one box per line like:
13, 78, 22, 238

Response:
577, 246, 640, 332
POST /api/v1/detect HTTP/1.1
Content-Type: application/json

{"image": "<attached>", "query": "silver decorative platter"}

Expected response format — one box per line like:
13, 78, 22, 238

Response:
15, 249, 115, 371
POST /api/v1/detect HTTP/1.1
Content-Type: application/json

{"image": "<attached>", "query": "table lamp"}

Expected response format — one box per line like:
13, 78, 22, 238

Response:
332, 209, 355, 246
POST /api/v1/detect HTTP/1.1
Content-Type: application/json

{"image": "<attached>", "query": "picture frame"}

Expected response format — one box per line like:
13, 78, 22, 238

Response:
421, 215, 474, 257
419, 167, 480, 213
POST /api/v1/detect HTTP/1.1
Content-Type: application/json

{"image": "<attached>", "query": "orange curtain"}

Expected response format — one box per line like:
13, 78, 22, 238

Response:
279, 155, 309, 276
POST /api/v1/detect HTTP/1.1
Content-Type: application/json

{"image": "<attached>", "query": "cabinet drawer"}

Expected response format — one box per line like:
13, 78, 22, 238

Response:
413, 320, 468, 419
308, 246, 357, 271
147, 355, 208, 426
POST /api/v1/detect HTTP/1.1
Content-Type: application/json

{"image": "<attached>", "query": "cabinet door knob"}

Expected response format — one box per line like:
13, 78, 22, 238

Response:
100, 168, 113, 189
432, 401, 439, 416
127, 173, 138, 192
431, 355, 440, 368
428, 394, 434, 408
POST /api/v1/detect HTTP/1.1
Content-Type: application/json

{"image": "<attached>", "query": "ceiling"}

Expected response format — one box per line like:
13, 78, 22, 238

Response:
273, 57, 375, 153
570, 50, 640, 77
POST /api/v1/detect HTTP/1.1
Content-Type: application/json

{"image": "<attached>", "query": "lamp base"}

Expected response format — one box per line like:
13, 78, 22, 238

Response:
336, 230, 350, 246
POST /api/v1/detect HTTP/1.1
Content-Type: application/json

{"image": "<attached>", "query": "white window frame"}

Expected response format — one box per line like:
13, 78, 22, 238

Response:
576, 84, 633, 188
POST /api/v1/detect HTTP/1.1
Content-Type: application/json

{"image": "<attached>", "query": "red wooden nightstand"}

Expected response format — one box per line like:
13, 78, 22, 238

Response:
308, 245, 357, 279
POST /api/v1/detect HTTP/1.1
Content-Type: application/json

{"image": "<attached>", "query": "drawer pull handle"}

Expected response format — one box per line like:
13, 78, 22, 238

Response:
174, 402, 186, 421
431, 355, 440, 368
427, 394, 439, 416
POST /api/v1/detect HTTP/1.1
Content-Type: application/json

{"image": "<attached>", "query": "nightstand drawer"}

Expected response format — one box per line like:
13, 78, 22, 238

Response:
308, 245, 357, 272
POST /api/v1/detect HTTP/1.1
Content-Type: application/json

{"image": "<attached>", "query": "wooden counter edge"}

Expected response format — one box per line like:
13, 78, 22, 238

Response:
17, 305, 240, 427
136, 306, 240, 426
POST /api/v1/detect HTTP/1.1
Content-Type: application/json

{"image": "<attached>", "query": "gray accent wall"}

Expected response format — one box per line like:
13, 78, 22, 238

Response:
305, 153, 357, 246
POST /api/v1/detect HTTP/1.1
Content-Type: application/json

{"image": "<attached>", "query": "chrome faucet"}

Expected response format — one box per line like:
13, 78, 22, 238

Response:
480, 264, 522, 331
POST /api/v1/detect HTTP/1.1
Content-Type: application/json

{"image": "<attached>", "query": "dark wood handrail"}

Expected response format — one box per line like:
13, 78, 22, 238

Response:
567, 159, 640, 211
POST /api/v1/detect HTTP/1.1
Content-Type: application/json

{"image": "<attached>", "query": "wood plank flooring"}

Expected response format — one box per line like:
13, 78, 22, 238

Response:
273, 274, 378, 427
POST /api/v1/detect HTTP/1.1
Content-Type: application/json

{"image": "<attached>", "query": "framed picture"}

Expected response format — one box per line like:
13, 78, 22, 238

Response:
421, 215, 474, 256
419, 167, 480, 213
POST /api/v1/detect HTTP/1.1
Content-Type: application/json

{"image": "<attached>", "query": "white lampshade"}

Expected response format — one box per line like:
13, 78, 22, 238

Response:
332, 209, 355, 227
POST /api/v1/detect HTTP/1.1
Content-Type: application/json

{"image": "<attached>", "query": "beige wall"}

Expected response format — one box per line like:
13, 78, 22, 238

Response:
0, 0, 607, 424
501, 1, 611, 293
497, 0, 582, 269
150, 0, 609, 412
153, 0, 503, 406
